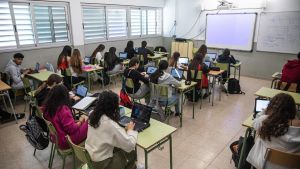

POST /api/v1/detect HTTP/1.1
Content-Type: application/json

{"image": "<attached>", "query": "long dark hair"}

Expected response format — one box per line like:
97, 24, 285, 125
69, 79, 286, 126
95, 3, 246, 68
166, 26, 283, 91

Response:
70, 49, 83, 74
91, 44, 105, 58
259, 93, 296, 141
169, 52, 180, 68
189, 52, 204, 70
223, 48, 230, 57
43, 84, 70, 117
150, 60, 168, 84
125, 41, 134, 50
196, 44, 207, 57
89, 90, 120, 128
57, 45, 72, 67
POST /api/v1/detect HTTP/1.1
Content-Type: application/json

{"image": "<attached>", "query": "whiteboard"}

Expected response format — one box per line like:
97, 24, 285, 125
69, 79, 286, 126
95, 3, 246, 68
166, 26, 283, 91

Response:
257, 12, 300, 54
205, 13, 257, 51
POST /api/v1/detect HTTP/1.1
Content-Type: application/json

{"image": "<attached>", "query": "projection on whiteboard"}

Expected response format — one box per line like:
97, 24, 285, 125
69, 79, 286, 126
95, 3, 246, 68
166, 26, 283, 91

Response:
205, 13, 257, 51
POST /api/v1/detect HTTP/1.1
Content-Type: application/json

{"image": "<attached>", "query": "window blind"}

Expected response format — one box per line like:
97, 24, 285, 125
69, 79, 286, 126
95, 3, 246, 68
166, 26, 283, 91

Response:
147, 10, 156, 35
0, 2, 16, 48
52, 6, 68, 42
107, 8, 127, 38
130, 9, 141, 36
82, 7, 106, 41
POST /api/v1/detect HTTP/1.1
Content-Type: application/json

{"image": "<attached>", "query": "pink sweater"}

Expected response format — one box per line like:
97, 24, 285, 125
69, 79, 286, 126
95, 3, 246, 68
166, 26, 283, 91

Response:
43, 105, 88, 150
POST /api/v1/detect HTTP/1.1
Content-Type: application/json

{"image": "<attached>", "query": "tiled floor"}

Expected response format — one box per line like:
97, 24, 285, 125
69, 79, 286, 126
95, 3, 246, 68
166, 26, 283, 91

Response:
0, 76, 270, 169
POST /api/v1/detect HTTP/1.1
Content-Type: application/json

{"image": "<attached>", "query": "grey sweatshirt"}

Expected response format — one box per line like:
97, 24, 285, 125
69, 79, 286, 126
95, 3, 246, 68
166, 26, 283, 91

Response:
157, 72, 181, 97
4, 59, 23, 89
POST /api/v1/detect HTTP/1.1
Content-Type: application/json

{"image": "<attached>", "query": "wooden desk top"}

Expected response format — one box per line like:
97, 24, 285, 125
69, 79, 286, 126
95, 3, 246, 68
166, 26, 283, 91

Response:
0, 80, 11, 91
82, 65, 104, 72
242, 115, 253, 128
255, 87, 300, 105
148, 53, 167, 60
208, 70, 225, 76
26, 71, 62, 82
232, 62, 242, 67
176, 81, 197, 91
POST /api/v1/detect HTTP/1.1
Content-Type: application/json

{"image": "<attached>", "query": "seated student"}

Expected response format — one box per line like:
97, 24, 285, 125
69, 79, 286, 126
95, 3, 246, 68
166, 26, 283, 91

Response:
91, 44, 105, 65
150, 60, 181, 116
137, 41, 154, 68
4, 53, 30, 89
42, 84, 88, 150
217, 48, 236, 82
104, 47, 123, 75
124, 40, 138, 60
247, 93, 300, 169
187, 53, 210, 98
167, 52, 186, 73
57, 45, 72, 76
281, 52, 300, 84
123, 57, 150, 104
85, 90, 138, 169
196, 44, 208, 57
70, 49, 86, 84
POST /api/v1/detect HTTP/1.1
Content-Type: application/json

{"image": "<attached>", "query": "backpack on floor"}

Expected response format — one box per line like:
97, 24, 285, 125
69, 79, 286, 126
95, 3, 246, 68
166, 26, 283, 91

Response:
228, 78, 245, 94
229, 136, 254, 169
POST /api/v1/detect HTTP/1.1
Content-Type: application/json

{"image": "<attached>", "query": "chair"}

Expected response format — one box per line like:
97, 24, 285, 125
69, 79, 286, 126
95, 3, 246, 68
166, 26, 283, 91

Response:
263, 148, 300, 169
154, 46, 167, 52
103, 61, 121, 88
43, 118, 75, 169
66, 135, 94, 169
65, 68, 85, 90
45, 62, 55, 72
190, 70, 203, 109
21, 77, 36, 113
3, 72, 24, 104
214, 62, 229, 95
138, 54, 145, 68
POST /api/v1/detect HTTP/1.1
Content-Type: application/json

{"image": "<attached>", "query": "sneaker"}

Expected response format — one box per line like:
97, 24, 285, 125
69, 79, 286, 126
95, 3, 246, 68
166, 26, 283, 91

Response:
136, 163, 145, 169
16, 113, 25, 119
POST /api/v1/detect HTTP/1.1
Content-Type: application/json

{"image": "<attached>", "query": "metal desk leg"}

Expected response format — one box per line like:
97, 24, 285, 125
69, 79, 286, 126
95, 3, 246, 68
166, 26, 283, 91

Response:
3, 92, 18, 123
234, 66, 236, 79
87, 72, 91, 91
1, 95, 8, 111
180, 91, 183, 128
238, 65, 241, 81
169, 135, 173, 169
144, 149, 148, 169
192, 87, 195, 119
211, 76, 215, 106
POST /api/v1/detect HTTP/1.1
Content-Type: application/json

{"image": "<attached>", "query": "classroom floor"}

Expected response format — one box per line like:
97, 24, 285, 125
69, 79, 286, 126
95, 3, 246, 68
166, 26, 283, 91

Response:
0, 76, 270, 169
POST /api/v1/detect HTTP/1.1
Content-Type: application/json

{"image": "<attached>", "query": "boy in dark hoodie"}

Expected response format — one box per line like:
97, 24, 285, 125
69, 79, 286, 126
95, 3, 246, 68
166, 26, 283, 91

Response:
281, 52, 300, 83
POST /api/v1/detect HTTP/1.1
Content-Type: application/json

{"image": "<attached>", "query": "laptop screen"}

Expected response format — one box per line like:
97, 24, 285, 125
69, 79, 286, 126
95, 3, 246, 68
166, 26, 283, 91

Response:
76, 85, 88, 98
171, 68, 184, 79
255, 99, 270, 113
178, 57, 189, 65
84, 57, 90, 64
146, 66, 157, 74
206, 53, 217, 60
131, 103, 152, 123
119, 52, 127, 60
204, 61, 211, 67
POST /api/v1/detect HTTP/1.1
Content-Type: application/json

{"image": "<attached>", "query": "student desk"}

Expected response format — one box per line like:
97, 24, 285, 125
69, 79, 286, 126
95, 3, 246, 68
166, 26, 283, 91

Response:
255, 87, 300, 105
208, 70, 225, 106
124, 108, 177, 169
122, 59, 130, 67
231, 62, 242, 80
82, 65, 104, 91
148, 53, 168, 66
0, 80, 18, 123
175, 81, 197, 127
270, 72, 282, 88
26, 70, 62, 82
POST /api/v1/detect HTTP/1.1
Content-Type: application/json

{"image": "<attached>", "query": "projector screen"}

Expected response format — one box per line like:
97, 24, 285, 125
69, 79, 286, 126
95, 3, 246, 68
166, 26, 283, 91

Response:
205, 13, 257, 51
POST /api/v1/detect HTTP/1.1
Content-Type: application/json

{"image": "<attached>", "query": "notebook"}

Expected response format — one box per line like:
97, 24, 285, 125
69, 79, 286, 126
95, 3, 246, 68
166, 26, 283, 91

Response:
254, 99, 270, 113
206, 53, 218, 61
118, 103, 152, 132
119, 52, 128, 60
72, 97, 97, 110
178, 57, 189, 65
146, 66, 157, 75
171, 68, 184, 81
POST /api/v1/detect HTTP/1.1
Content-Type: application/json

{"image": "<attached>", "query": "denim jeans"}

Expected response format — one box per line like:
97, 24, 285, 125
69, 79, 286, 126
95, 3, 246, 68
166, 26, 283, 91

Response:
158, 94, 180, 114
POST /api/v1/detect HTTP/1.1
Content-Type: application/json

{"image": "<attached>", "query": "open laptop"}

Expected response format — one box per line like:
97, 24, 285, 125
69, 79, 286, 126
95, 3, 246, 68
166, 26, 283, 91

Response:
206, 53, 218, 61
84, 56, 91, 64
204, 61, 211, 68
75, 85, 88, 98
253, 98, 270, 117
119, 52, 128, 61
118, 103, 152, 132
178, 57, 189, 66
171, 68, 184, 81
146, 66, 157, 75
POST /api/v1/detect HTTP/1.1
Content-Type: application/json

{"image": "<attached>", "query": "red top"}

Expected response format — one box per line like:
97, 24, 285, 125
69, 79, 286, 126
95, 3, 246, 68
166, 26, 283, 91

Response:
58, 57, 69, 70
281, 60, 300, 84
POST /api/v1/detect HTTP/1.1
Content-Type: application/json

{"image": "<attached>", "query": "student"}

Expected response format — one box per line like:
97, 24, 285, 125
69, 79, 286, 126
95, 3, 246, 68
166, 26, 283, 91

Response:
124, 41, 137, 60
4, 53, 29, 89
196, 44, 208, 57
281, 52, 300, 84
57, 45, 72, 75
187, 52, 210, 98
85, 90, 138, 169
70, 49, 86, 84
150, 60, 181, 116
168, 52, 180, 72
217, 48, 236, 83
247, 93, 300, 169
91, 44, 105, 65
123, 57, 150, 104
42, 84, 88, 150
104, 47, 123, 75
137, 41, 154, 67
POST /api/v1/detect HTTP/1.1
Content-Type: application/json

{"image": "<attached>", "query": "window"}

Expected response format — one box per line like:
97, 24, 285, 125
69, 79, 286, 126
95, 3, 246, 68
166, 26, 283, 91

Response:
156, 9, 162, 35
52, 6, 69, 42
82, 6, 106, 41
107, 8, 127, 38
130, 9, 141, 36
0, 2, 16, 48
141, 10, 147, 35
147, 10, 156, 35
34, 6, 52, 43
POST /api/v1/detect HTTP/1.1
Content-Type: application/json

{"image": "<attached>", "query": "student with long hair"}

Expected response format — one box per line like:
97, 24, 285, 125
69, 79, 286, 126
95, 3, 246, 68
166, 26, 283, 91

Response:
91, 44, 105, 65
196, 44, 207, 58
168, 52, 180, 70
104, 47, 123, 75
150, 60, 181, 116
42, 85, 88, 150
124, 57, 150, 104
57, 45, 72, 75
124, 40, 137, 60
247, 93, 300, 169
70, 49, 85, 84
85, 91, 138, 169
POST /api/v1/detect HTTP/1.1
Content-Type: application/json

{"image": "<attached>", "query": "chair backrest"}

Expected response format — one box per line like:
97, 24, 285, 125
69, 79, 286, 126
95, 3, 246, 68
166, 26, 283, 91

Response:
264, 148, 300, 169
44, 118, 58, 144
125, 78, 134, 89
21, 77, 34, 96
190, 70, 202, 80
66, 135, 94, 169
65, 68, 72, 77
150, 82, 169, 100
45, 62, 55, 72
35, 104, 44, 120
154, 46, 167, 52
215, 62, 229, 72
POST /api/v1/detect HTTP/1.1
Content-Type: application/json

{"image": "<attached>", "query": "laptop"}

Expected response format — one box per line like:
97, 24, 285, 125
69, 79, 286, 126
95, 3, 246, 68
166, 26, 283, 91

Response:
84, 56, 91, 64
29, 62, 40, 74
75, 85, 88, 98
178, 57, 189, 65
204, 61, 211, 68
118, 103, 152, 132
171, 68, 184, 81
146, 66, 157, 75
254, 98, 270, 117
206, 53, 218, 61
72, 96, 97, 111
119, 52, 128, 61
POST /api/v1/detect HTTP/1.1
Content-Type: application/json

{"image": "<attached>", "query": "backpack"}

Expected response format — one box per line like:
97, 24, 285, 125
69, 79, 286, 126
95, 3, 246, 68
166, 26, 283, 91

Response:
229, 135, 254, 169
19, 115, 49, 150
120, 88, 133, 108
228, 78, 245, 94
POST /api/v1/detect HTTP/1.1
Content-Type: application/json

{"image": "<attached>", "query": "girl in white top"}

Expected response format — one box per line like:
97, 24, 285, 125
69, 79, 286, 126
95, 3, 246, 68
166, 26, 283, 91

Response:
85, 90, 138, 169
91, 44, 105, 65
247, 93, 300, 169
